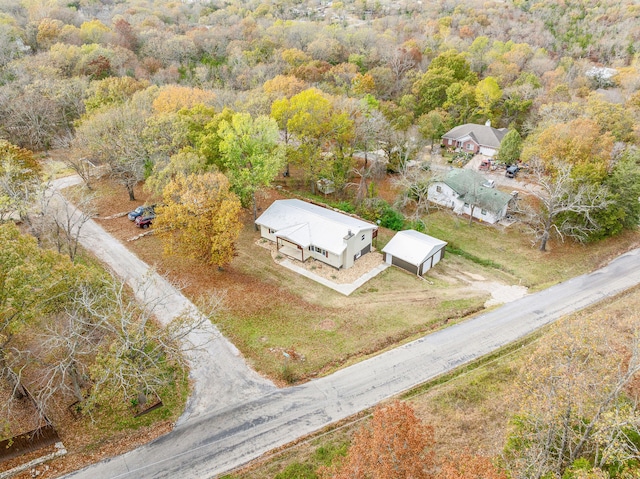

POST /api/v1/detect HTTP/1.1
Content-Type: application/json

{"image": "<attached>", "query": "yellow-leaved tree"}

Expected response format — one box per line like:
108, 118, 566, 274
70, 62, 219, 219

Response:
154, 172, 242, 268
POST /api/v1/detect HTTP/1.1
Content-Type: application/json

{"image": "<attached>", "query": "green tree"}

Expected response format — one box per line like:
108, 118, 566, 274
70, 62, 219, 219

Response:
0, 223, 85, 400
586, 148, 640, 240
154, 173, 242, 268
428, 50, 477, 84
272, 88, 353, 193
418, 110, 448, 148
443, 82, 477, 124
412, 67, 456, 116
196, 107, 236, 170
218, 112, 285, 222
468, 36, 491, 74
496, 129, 522, 165
144, 149, 209, 197
84, 77, 149, 114
475, 76, 502, 121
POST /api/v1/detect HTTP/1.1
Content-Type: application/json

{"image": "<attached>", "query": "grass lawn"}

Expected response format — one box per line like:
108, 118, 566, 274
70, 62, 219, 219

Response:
67, 175, 640, 383
223, 285, 640, 479
419, 210, 640, 290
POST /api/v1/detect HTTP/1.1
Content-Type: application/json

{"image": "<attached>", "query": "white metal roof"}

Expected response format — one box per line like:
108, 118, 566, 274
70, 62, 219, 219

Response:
382, 230, 447, 266
255, 199, 376, 255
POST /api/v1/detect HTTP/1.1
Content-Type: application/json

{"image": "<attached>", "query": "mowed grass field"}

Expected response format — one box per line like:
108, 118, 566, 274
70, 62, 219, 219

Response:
75, 176, 640, 382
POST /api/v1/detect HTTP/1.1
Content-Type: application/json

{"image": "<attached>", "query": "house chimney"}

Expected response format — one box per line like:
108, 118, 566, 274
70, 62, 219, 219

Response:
485, 119, 491, 127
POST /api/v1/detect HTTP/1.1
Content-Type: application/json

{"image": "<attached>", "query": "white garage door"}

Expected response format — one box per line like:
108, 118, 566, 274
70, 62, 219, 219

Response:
479, 146, 496, 156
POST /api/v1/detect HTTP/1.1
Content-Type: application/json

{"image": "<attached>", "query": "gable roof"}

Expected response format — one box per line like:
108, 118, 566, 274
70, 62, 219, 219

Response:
382, 230, 447, 266
440, 169, 513, 214
442, 123, 508, 149
255, 199, 376, 255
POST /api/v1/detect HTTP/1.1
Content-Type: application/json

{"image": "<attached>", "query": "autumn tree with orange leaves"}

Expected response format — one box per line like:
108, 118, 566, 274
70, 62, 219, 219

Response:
440, 453, 507, 479
320, 401, 435, 479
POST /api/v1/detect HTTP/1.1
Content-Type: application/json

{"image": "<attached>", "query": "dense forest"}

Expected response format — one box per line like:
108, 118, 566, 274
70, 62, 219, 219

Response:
1, 0, 640, 248
2, 0, 640, 477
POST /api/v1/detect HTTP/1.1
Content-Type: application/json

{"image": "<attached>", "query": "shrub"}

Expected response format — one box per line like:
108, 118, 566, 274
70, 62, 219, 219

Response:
356, 198, 405, 231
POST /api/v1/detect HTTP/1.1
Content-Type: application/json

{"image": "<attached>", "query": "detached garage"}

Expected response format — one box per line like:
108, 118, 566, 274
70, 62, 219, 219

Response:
382, 230, 447, 276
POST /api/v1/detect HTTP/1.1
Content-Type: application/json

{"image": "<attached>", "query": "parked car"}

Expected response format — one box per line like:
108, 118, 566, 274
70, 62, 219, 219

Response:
135, 212, 156, 229
128, 205, 154, 221
505, 165, 519, 178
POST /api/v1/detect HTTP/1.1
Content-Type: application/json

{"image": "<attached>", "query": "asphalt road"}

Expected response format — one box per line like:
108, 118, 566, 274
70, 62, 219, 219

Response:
63, 237, 640, 479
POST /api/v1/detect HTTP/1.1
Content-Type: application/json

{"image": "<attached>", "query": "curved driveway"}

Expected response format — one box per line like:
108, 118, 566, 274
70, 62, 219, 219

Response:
58, 174, 640, 478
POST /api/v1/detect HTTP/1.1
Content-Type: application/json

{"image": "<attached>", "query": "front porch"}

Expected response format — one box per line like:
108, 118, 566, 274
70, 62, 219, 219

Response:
276, 237, 307, 262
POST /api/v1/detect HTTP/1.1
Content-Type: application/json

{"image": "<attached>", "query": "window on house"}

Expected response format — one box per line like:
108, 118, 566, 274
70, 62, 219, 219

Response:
481, 209, 487, 215
361, 234, 365, 241
464, 202, 470, 208
312, 246, 328, 257
467, 143, 474, 150
268, 228, 275, 234
436, 185, 442, 193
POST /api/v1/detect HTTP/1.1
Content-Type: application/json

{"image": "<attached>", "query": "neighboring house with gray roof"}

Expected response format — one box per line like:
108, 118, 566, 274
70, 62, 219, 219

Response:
442, 121, 508, 157
428, 169, 514, 224
382, 230, 447, 276
255, 199, 378, 269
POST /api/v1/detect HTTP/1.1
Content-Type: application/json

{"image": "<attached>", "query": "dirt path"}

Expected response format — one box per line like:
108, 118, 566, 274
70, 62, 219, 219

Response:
51, 176, 276, 423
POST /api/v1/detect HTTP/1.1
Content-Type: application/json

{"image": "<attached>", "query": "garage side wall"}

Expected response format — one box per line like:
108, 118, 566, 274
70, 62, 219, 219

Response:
384, 253, 419, 275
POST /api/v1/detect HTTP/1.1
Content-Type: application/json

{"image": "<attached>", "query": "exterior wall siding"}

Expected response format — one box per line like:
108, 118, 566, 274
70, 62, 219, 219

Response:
259, 224, 375, 270
419, 247, 445, 275
260, 225, 277, 242
461, 140, 479, 153
308, 248, 342, 269
428, 183, 504, 224
391, 256, 419, 275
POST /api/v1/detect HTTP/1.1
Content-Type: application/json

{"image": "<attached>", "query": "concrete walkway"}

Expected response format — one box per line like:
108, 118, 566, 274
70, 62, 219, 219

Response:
280, 259, 390, 295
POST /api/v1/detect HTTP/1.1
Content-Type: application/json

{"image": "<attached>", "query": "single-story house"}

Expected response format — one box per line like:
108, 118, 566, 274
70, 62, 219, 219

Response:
255, 199, 377, 269
442, 121, 508, 157
428, 169, 514, 224
382, 230, 447, 276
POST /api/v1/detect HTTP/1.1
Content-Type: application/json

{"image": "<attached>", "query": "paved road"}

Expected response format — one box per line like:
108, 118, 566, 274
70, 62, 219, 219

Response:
63, 235, 640, 479
51, 176, 276, 423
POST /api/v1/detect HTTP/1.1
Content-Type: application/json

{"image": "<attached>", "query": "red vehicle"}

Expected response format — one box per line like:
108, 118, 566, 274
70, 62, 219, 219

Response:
135, 212, 155, 229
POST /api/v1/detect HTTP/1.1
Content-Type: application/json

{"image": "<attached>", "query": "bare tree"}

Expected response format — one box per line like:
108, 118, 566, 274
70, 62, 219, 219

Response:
380, 125, 425, 173
522, 160, 611, 251
60, 156, 96, 190
393, 163, 433, 220
47, 189, 96, 263
73, 104, 149, 201
350, 160, 386, 204
30, 303, 109, 410
81, 274, 218, 413
504, 316, 640, 478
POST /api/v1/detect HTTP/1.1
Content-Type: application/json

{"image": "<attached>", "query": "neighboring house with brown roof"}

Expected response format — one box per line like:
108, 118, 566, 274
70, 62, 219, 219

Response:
428, 169, 514, 224
442, 121, 509, 157
255, 199, 378, 269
